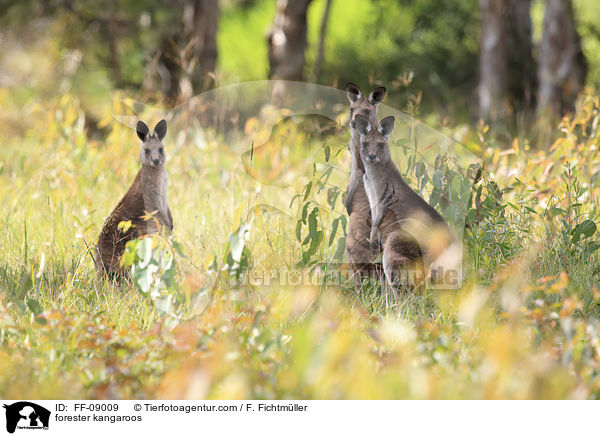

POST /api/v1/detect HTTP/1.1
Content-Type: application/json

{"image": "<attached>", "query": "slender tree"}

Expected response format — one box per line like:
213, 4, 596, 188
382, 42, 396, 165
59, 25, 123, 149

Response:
151, 0, 219, 103
478, 0, 535, 122
267, 0, 313, 81
186, 0, 219, 94
312, 0, 333, 81
537, 0, 586, 117
478, 0, 508, 121
506, 0, 536, 114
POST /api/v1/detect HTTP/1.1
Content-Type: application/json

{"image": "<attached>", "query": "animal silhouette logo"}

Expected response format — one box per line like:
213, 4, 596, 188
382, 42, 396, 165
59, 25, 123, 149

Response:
2, 402, 50, 433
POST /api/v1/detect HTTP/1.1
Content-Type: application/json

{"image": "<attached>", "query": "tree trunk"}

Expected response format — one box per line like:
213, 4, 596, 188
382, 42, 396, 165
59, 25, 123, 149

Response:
478, 0, 536, 122
157, 35, 182, 103
478, 0, 508, 121
312, 0, 333, 81
506, 0, 536, 114
150, 0, 219, 103
187, 0, 219, 94
268, 0, 313, 81
537, 0, 586, 117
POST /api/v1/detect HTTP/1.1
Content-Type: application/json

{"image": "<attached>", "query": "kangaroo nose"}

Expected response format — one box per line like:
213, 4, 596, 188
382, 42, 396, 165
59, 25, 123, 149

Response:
153, 158, 160, 166
368, 153, 377, 162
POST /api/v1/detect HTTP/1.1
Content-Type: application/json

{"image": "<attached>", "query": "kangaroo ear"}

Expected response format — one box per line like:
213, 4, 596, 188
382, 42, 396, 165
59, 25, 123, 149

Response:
136, 121, 150, 141
368, 87, 386, 105
346, 82, 362, 103
353, 114, 371, 136
377, 116, 395, 137
154, 119, 167, 141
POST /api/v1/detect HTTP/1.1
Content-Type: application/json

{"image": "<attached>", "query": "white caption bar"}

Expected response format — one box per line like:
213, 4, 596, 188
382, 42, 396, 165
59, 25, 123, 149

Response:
0, 400, 596, 435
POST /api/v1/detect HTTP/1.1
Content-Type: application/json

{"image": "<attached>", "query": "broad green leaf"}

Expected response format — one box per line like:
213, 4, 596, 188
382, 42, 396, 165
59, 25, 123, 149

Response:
295, 220, 302, 243
230, 223, 251, 263
155, 295, 173, 316
572, 220, 596, 243
415, 161, 425, 179
329, 217, 339, 246
432, 170, 443, 189
161, 251, 174, 270
137, 237, 154, 268
585, 241, 600, 259
27, 298, 42, 316
121, 239, 139, 267
303, 181, 313, 202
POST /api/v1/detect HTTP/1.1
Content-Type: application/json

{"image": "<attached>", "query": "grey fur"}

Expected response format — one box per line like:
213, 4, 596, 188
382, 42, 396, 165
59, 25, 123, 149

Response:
355, 114, 455, 290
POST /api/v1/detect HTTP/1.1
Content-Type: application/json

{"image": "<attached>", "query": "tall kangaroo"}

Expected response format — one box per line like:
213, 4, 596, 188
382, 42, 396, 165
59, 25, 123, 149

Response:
95, 120, 173, 279
354, 114, 461, 296
343, 82, 386, 292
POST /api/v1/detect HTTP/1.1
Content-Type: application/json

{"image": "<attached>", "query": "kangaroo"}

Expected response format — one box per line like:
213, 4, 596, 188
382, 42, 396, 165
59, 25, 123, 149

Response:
353, 114, 460, 295
344, 82, 386, 293
95, 119, 173, 279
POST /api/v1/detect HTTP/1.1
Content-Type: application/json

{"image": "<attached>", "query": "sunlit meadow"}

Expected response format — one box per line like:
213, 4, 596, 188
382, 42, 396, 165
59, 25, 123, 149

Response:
1, 83, 600, 399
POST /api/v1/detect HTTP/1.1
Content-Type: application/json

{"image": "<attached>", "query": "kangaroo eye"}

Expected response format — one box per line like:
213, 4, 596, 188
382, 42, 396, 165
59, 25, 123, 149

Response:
377, 142, 385, 148
144, 149, 150, 154
362, 142, 368, 148
361, 110, 370, 115
159, 147, 164, 154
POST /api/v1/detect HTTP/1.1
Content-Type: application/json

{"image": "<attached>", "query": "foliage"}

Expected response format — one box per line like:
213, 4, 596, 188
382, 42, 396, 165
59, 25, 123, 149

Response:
122, 234, 183, 321
1, 83, 600, 399
4, 0, 600, 123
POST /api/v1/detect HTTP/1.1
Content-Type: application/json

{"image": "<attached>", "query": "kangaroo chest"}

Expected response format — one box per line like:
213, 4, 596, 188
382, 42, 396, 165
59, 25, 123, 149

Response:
349, 179, 370, 213
363, 173, 379, 219
141, 167, 169, 216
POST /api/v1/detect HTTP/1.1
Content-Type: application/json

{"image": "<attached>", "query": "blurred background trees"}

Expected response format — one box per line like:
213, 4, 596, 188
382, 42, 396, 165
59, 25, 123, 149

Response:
149, 0, 219, 102
267, 0, 313, 82
537, 0, 586, 117
478, 0, 536, 123
0, 0, 598, 144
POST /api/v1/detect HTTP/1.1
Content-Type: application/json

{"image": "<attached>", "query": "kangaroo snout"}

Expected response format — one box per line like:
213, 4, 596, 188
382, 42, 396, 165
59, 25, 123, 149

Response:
152, 158, 160, 166
367, 153, 377, 162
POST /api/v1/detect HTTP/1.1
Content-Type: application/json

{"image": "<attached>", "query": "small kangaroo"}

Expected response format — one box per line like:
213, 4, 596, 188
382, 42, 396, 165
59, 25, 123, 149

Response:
354, 114, 459, 294
95, 119, 173, 279
344, 82, 386, 293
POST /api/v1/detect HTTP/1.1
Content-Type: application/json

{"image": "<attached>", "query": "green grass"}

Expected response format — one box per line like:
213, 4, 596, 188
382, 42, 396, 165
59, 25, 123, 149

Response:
1, 89, 600, 399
